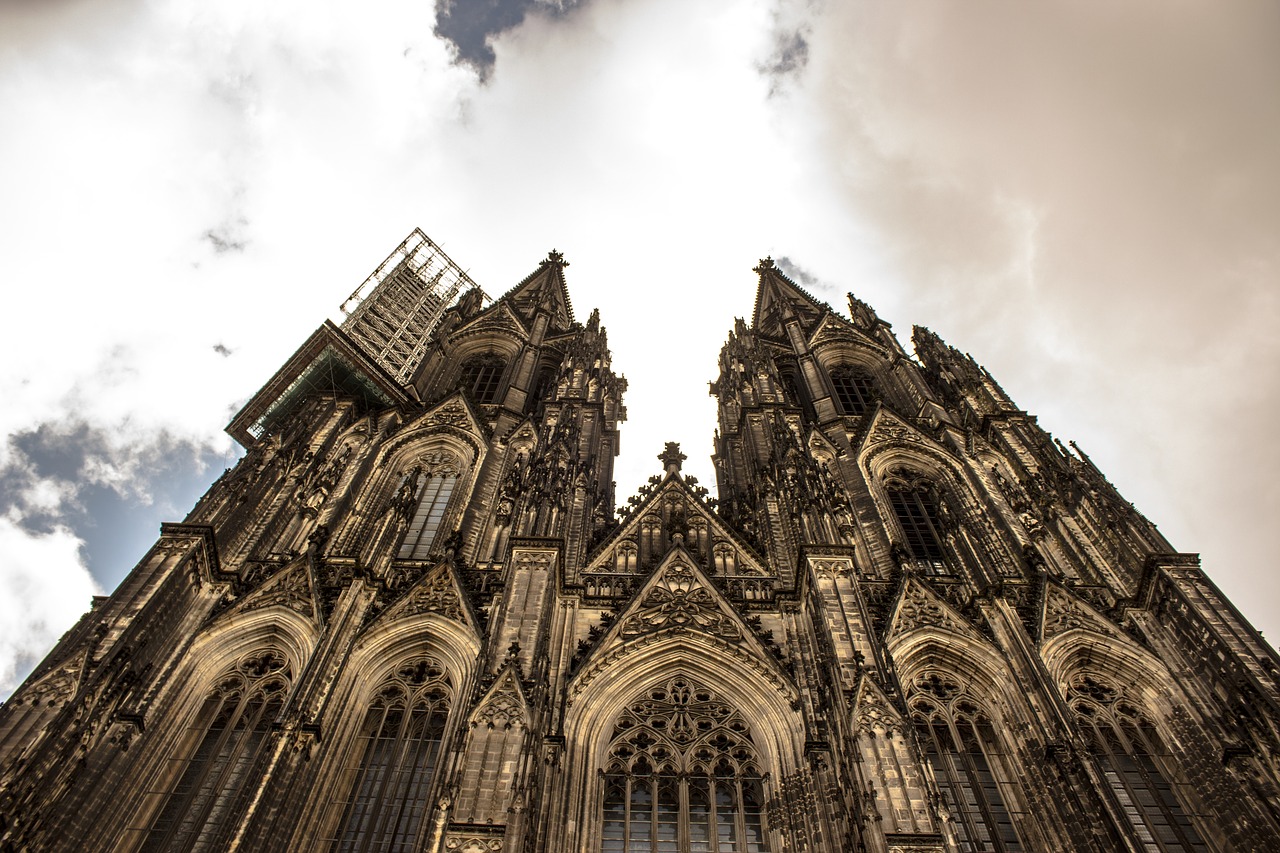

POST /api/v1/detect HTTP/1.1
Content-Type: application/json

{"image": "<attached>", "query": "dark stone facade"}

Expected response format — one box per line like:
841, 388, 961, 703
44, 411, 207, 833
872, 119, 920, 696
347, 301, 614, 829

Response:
1, 244, 1277, 853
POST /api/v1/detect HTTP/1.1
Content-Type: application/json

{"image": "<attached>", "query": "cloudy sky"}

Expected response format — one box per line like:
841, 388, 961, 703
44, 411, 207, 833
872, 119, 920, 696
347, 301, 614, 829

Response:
1, 0, 1277, 698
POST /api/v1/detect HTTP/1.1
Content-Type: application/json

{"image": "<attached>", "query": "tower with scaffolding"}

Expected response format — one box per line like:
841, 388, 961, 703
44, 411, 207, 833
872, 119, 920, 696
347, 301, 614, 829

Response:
226, 229, 486, 444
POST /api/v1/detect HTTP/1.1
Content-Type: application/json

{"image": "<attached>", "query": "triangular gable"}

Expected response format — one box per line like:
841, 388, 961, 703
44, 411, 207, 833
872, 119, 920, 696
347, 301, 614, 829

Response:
583, 475, 768, 577
487, 252, 574, 333
1039, 581, 1127, 644
501, 418, 541, 455
469, 666, 530, 729
451, 299, 530, 343
806, 312, 888, 356
855, 405, 941, 458
580, 546, 786, 677
223, 560, 320, 625
751, 258, 829, 339
375, 560, 481, 634
886, 576, 985, 645
851, 674, 907, 737
397, 391, 489, 443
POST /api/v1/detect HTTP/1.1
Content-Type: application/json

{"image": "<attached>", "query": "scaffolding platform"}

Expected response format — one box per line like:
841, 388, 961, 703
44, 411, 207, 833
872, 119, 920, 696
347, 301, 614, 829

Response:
340, 228, 486, 385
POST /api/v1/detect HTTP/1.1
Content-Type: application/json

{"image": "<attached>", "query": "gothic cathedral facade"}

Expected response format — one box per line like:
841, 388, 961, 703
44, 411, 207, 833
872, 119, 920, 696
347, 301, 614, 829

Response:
2, 235, 1279, 853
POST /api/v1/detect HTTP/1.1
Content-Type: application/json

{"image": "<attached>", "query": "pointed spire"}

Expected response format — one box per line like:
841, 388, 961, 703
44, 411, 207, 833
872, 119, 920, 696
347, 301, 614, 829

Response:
490, 250, 576, 332
847, 292, 880, 331
750, 254, 828, 338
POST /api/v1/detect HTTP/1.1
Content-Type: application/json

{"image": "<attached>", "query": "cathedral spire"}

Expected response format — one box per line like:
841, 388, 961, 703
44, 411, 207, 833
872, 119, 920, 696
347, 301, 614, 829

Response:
490, 249, 575, 333
750, 255, 828, 338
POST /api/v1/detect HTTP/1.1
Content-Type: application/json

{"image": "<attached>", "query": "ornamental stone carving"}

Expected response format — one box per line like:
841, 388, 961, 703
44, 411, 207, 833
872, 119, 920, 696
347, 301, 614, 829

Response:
620, 561, 741, 642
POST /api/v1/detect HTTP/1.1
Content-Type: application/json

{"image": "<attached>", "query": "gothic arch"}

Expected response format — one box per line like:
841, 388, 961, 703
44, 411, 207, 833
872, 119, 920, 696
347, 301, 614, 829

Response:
890, 633, 1045, 851
809, 335, 890, 382
113, 610, 315, 851
333, 422, 486, 560
861, 443, 966, 502
288, 618, 482, 851
889, 631, 1013, 713
558, 637, 803, 852
1040, 628, 1173, 712
1040, 632, 1253, 851
862, 442, 1024, 579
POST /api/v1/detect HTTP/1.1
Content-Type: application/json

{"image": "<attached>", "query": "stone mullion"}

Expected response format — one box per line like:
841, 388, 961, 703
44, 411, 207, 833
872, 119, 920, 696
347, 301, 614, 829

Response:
255, 582, 376, 851
20, 555, 228, 850
984, 596, 1111, 852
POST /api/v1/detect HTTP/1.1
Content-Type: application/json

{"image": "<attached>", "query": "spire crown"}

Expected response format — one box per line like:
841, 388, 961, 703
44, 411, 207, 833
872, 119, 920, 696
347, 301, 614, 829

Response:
659, 442, 687, 475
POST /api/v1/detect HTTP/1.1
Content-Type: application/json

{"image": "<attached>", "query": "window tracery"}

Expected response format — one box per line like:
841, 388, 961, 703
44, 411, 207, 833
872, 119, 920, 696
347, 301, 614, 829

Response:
397, 451, 462, 560
326, 656, 453, 853
141, 651, 292, 853
601, 676, 768, 853
829, 365, 875, 416
1066, 675, 1208, 853
908, 672, 1024, 852
459, 356, 505, 405
885, 469, 949, 573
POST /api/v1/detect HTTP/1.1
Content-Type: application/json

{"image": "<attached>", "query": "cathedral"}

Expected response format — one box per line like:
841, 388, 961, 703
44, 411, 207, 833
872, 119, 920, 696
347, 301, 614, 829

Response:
2, 230, 1278, 853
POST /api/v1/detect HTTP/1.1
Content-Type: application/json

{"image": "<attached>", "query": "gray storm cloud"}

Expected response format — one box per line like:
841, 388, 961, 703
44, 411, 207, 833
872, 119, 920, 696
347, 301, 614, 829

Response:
793, 0, 1280, 633
434, 0, 584, 79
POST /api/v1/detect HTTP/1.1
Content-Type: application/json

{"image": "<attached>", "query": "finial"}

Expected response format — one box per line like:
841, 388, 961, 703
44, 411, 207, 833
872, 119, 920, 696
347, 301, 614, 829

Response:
546, 249, 569, 267
659, 441, 687, 475
753, 256, 775, 274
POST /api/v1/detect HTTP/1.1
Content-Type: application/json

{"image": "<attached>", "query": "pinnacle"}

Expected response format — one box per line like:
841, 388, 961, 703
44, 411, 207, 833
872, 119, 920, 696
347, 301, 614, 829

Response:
659, 441, 687, 475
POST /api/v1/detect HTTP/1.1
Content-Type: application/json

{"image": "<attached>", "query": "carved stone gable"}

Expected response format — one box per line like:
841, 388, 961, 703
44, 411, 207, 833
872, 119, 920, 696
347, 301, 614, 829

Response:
1040, 582, 1124, 643
228, 562, 317, 623
385, 562, 465, 624
863, 409, 930, 451
852, 675, 905, 736
887, 578, 981, 643
471, 668, 528, 730
620, 559, 741, 642
479, 301, 530, 336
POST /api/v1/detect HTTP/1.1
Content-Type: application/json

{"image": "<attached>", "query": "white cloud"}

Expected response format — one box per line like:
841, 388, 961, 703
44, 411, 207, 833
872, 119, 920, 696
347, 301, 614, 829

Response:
0, 517, 100, 696
0, 0, 1277, 697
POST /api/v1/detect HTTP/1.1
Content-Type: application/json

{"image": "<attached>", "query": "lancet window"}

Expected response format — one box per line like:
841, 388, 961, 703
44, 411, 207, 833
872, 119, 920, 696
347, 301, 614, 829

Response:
908, 673, 1024, 853
397, 451, 462, 560
600, 676, 768, 853
141, 651, 292, 853
459, 355, 505, 405
1067, 675, 1208, 853
829, 365, 875, 415
325, 657, 452, 853
885, 470, 949, 573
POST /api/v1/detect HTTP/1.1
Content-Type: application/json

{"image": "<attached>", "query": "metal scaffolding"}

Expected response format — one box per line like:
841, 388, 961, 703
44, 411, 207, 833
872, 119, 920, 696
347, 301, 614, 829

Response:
340, 229, 486, 385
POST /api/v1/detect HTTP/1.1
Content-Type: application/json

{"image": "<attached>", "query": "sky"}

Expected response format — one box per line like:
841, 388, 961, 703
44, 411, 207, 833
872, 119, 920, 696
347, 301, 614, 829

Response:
1, 0, 1277, 698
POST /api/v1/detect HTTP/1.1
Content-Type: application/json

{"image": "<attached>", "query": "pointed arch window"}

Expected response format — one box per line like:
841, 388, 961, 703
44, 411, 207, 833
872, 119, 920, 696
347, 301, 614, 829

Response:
600, 676, 769, 853
397, 452, 462, 560
326, 657, 452, 853
1067, 676, 1208, 853
909, 673, 1024, 853
886, 470, 949, 573
141, 652, 291, 853
830, 365, 875, 416
459, 355, 505, 405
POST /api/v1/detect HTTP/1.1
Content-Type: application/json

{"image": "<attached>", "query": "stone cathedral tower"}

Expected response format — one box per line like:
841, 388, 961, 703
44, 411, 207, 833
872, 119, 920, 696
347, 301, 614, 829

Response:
1, 234, 1278, 853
